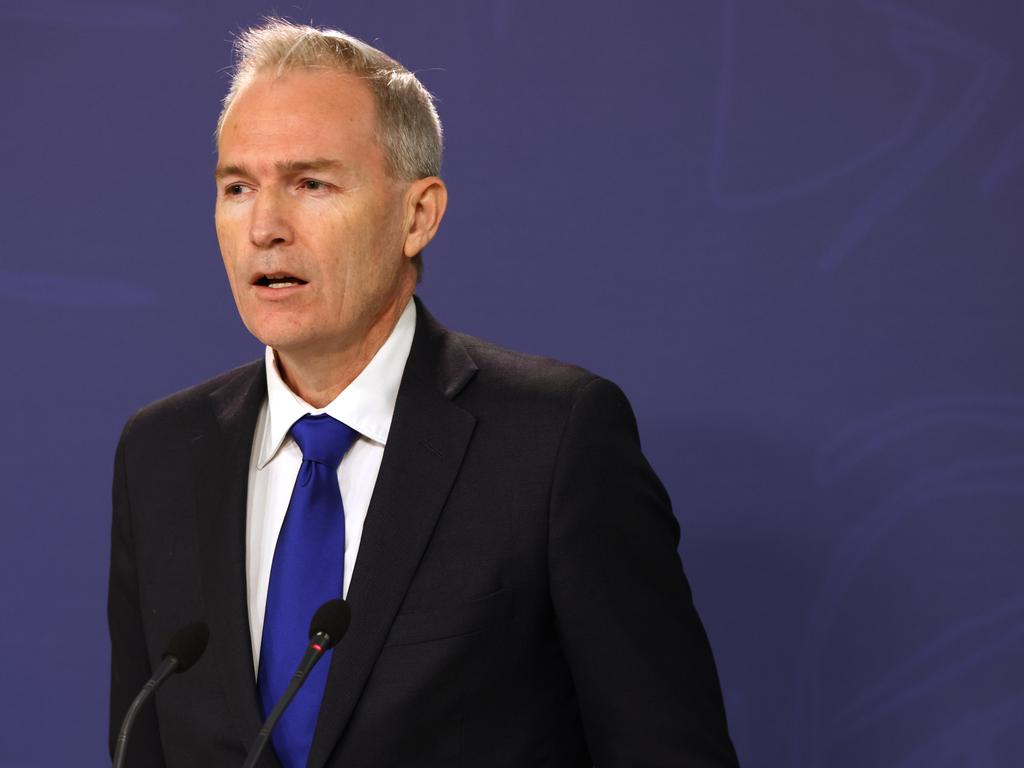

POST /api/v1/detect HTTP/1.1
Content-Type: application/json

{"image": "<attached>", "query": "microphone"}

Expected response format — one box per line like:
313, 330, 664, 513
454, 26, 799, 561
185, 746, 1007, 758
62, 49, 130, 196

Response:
113, 621, 210, 768
242, 599, 351, 768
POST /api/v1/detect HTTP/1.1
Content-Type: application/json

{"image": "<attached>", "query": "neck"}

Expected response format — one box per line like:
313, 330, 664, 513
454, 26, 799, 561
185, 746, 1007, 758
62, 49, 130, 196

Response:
274, 294, 412, 408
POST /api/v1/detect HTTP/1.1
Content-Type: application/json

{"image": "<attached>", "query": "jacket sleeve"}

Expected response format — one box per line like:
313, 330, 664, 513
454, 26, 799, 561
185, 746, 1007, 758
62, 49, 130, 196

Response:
547, 376, 739, 767
108, 416, 168, 766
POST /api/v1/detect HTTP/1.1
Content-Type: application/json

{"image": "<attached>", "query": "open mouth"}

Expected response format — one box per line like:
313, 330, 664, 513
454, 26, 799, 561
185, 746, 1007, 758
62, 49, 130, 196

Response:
255, 273, 308, 289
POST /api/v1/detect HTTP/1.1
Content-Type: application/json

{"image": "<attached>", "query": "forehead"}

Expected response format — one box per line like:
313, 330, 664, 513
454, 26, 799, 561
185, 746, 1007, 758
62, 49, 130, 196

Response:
218, 69, 381, 166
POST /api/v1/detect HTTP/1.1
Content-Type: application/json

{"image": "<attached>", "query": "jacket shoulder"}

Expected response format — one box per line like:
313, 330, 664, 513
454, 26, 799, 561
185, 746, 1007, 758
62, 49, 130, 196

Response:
446, 333, 638, 433
119, 359, 264, 442
453, 331, 601, 402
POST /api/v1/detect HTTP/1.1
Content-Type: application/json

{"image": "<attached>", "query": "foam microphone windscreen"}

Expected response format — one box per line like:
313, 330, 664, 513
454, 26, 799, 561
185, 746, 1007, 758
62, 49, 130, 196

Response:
308, 599, 351, 649
162, 621, 210, 672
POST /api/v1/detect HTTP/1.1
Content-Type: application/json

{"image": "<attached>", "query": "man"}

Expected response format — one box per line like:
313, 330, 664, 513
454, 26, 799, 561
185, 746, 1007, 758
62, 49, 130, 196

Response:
109, 19, 739, 767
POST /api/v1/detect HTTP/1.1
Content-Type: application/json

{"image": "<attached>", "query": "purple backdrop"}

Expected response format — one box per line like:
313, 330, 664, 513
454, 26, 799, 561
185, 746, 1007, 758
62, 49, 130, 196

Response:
2, 1, 1023, 765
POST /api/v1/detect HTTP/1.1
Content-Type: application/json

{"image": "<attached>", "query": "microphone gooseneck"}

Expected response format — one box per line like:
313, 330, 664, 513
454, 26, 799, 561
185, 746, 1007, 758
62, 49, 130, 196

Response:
242, 599, 352, 768
113, 621, 210, 768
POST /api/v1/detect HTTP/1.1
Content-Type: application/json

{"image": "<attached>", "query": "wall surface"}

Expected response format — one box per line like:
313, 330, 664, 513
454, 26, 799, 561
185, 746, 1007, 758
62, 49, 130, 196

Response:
2, 1, 1022, 765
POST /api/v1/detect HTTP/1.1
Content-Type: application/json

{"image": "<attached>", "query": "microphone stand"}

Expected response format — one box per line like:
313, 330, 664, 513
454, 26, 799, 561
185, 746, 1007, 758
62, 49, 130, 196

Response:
112, 656, 180, 768
241, 633, 329, 768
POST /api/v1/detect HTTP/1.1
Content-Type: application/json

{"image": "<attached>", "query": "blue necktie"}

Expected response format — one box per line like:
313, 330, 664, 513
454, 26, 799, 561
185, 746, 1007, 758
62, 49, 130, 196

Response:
258, 413, 358, 768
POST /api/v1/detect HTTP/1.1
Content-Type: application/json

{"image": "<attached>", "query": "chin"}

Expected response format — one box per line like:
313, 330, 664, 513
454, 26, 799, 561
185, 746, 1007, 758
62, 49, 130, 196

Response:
257, 328, 334, 359
240, 308, 309, 348
253, 332, 308, 354
243, 320, 302, 352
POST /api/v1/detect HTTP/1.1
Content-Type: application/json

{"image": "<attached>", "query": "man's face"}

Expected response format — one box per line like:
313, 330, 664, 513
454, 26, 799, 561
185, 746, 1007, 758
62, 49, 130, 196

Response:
215, 69, 416, 359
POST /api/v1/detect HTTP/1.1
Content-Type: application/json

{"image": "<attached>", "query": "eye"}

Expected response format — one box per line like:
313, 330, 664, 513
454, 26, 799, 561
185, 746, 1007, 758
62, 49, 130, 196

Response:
224, 183, 248, 196
301, 178, 329, 191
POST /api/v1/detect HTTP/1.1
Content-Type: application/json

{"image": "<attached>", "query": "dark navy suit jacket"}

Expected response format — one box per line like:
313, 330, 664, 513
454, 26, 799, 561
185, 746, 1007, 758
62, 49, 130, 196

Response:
108, 299, 739, 766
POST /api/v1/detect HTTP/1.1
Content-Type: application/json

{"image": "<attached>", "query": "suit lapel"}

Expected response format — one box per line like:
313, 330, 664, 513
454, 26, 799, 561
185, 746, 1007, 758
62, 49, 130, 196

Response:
309, 301, 478, 767
192, 360, 273, 759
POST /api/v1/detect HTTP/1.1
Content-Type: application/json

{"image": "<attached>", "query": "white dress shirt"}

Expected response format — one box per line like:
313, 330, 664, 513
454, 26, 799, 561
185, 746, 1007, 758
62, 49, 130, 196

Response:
245, 299, 416, 671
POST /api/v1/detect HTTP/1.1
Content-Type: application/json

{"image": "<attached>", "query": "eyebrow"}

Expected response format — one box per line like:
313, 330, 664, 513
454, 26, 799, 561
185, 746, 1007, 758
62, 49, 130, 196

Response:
213, 158, 347, 180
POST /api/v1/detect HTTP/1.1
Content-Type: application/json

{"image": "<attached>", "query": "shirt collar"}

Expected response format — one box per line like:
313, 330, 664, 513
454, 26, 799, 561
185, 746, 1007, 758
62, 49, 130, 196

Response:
257, 298, 417, 469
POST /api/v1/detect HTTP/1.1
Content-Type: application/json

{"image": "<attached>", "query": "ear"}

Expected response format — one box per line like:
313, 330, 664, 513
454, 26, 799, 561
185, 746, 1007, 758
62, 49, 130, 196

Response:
402, 176, 448, 259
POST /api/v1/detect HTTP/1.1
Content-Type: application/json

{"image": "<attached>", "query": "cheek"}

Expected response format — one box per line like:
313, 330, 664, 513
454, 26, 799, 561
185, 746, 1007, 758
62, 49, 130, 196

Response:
214, 207, 232, 244
215, 227, 246, 281
218, 246, 242, 289
215, 208, 246, 255
215, 226, 233, 268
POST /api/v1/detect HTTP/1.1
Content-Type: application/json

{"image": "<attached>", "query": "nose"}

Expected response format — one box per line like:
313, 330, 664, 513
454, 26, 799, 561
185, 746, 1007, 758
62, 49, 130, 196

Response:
249, 190, 294, 249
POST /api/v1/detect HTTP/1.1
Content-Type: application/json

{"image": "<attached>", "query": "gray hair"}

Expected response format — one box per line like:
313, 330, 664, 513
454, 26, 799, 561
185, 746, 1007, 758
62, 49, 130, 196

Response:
217, 18, 443, 181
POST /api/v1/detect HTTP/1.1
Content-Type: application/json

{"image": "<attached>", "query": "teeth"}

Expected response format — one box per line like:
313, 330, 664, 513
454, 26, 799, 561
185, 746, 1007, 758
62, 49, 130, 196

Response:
267, 281, 298, 289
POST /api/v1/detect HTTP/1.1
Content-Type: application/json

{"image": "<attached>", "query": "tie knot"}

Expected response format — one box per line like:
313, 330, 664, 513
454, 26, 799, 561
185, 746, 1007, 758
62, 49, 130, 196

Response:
290, 414, 358, 468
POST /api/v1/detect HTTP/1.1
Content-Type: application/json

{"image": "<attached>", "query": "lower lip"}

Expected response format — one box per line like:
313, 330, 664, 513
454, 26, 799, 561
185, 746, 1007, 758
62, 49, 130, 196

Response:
252, 282, 308, 299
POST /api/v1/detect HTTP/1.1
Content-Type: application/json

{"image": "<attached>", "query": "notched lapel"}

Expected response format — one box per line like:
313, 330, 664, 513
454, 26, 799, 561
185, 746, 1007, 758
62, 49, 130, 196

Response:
192, 361, 271, 757
309, 302, 478, 767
